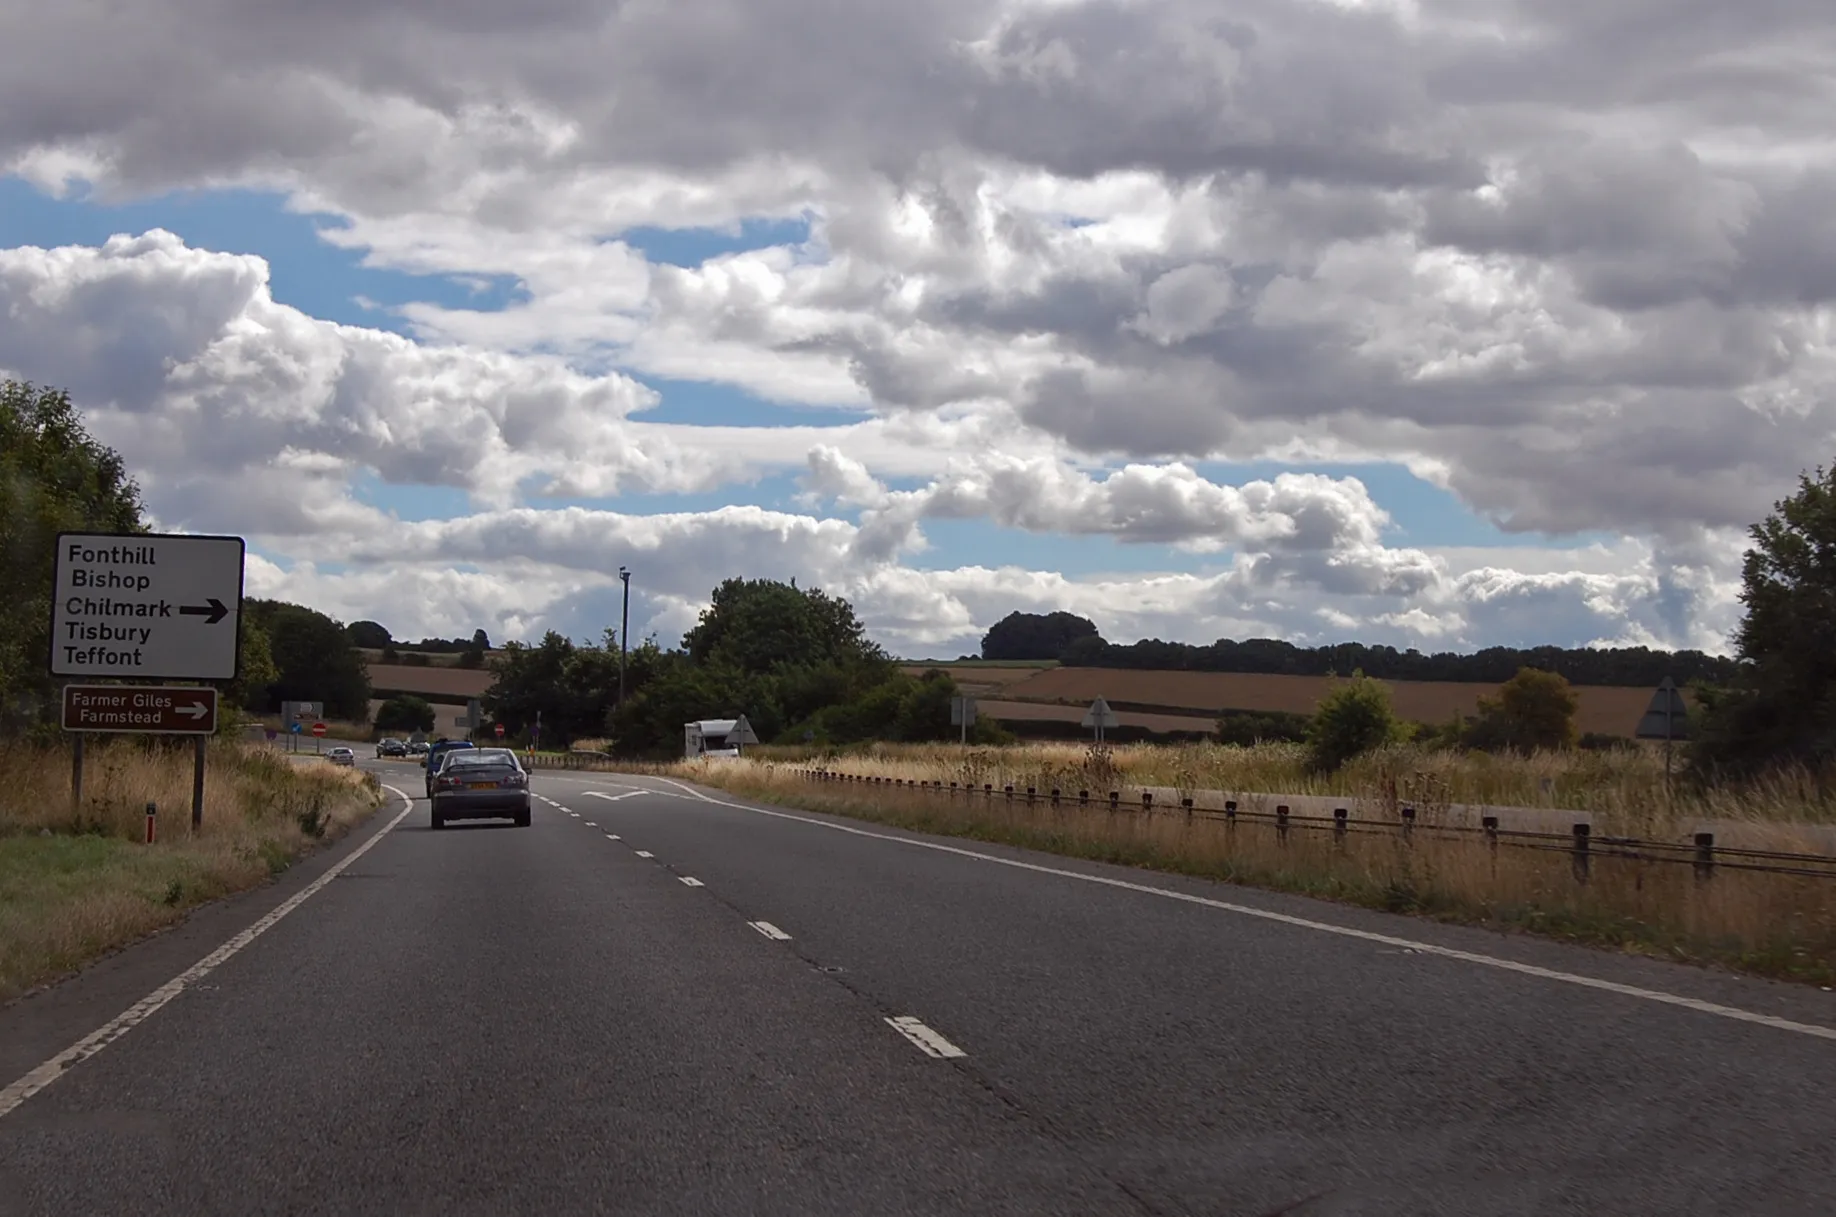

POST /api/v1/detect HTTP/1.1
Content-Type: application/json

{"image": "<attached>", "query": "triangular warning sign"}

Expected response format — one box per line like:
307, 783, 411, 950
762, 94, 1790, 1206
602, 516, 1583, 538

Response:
1634, 677, 1690, 740
1081, 697, 1120, 729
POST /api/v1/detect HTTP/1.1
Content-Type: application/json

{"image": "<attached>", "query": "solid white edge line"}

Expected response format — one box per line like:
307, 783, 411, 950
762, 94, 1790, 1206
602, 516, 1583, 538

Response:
679, 876, 704, 887
0, 785, 419, 1121
649, 782, 1836, 1044
885, 1015, 967, 1059
749, 921, 792, 941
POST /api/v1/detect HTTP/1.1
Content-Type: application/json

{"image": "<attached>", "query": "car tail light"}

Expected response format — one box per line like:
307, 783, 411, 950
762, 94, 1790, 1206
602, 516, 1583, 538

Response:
500, 772, 527, 788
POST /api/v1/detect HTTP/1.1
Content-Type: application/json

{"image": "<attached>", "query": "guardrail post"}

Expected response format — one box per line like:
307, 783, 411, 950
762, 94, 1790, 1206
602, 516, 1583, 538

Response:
949, 781, 958, 797
1694, 832, 1715, 882
1400, 806, 1415, 842
1224, 800, 1237, 838
1142, 791, 1153, 814
1108, 791, 1120, 816
1026, 786, 1036, 805
1482, 815, 1499, 859
1004, 784, 1013, 804
1051, 788, 1061, 807
1181, 797, 1193, 826
1079, 789, 1089, 807
1276, 805, 1290, 844
1572, 823, 1591, 884
1333, 808, 1348, 846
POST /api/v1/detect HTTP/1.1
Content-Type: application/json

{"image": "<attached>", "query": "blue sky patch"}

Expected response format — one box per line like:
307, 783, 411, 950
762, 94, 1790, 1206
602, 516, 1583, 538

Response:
617, 215, 813, 267
0, 176, 527, 334
629, 375, 867, 427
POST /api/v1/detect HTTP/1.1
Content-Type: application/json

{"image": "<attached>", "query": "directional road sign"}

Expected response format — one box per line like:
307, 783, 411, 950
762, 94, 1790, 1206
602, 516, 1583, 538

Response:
62, 685, 218, 735
49, 532, 245, 680
730, 715, 762, 747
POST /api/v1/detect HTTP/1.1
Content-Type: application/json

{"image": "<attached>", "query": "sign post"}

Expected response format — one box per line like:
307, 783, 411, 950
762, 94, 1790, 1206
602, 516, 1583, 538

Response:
950, 695, 977, 745
1635, 677, 1691, 787
52, 531, 243, 828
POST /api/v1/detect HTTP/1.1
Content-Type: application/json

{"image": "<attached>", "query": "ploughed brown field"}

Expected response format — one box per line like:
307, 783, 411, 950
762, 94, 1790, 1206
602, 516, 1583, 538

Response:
902, 665, 1686, 738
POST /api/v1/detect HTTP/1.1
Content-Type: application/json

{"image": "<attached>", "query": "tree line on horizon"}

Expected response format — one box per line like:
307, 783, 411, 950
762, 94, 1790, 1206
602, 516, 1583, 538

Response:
977, 608, 1742, 689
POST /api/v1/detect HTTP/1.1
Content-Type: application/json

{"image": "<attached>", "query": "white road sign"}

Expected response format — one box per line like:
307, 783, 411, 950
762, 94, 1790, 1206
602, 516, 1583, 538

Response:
49, 531, 245, 681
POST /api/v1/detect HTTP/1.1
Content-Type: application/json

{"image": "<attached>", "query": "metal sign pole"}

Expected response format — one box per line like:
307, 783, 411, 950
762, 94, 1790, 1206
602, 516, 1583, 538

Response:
192, 735, 206, 830
71, 735, 84, 817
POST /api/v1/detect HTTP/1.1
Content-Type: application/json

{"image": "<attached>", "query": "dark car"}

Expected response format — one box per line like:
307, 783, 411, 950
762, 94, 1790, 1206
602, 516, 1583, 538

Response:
376, 737, 408, 758
423, 739, 476, 795
430, 748, 531, 828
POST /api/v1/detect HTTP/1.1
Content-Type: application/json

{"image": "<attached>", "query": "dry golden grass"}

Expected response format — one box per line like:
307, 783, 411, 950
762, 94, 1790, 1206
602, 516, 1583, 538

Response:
0, 737, 385, 1002
996, 668, 1686, 739
665, 757, 1836, 986
733, 739, 1836, 841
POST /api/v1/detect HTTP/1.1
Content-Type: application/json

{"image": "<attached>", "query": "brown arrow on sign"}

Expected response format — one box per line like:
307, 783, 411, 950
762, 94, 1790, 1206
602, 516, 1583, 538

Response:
62, 685, 219, 735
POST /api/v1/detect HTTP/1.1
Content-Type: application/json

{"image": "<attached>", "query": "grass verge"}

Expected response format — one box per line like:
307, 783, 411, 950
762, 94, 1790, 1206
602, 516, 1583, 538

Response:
0, 738, 386, 1003
664, 759, 1836, 988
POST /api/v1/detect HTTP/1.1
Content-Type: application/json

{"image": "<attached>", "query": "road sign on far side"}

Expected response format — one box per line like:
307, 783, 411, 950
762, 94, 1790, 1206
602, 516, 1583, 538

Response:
1082, 697, 1120, 730
1635, 677, 1691, 740
62, 685, 218, 735
49, 531, 245, 681
950, 695, 977, 726
730, 715, 762, 746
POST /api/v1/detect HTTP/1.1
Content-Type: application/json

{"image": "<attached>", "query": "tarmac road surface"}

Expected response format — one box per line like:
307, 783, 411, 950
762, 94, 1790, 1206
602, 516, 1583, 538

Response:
3, 759, 1834, 1216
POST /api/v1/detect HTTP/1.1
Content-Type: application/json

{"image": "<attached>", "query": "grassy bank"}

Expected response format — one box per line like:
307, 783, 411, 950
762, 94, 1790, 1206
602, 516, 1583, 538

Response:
0, 738, 385, 1002
663, 756, 1836, 987
739, 740, 1836, 835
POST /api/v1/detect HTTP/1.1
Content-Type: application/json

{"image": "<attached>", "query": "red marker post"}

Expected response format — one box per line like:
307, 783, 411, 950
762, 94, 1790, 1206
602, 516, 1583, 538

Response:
145, 801, 156, 845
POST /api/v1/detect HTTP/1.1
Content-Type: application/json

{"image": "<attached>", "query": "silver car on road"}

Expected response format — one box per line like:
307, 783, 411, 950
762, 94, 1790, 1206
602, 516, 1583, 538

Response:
430, 748, 532, 829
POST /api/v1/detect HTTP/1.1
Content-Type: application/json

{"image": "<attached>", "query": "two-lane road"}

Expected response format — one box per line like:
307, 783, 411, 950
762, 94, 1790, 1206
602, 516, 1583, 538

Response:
2, 759, 1834, 1215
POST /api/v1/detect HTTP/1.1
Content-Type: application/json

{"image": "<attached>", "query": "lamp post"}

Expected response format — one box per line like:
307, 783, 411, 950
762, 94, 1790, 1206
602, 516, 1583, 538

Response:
617, 565, 631, 709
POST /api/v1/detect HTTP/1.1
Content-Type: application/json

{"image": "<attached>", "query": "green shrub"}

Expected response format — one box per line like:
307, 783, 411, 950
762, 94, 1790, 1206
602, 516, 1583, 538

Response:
1306, 671, 1404, 772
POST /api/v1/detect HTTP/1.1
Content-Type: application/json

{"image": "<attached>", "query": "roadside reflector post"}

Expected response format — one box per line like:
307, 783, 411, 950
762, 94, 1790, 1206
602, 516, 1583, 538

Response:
192, 736, 207, 831
1142, 791, 1153, 814
1694, 832, 1715, 882
1333, 807, 1348, 846
1482, 815, 1499, 854
1276, 805, 1290, 844
145, 801, 156, 845
1572, 823, 1591, 884
1181, 797, 1194, 826
1400, 806, 1416, 841
1224, 799, 1237, 837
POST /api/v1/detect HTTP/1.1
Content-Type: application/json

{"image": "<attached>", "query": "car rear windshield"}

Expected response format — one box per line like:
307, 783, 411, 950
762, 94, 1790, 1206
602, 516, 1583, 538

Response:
445, 751, 517, 768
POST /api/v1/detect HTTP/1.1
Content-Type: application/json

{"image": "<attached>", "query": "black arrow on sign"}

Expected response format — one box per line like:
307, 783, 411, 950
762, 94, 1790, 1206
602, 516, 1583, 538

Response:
179, 598, 230, 625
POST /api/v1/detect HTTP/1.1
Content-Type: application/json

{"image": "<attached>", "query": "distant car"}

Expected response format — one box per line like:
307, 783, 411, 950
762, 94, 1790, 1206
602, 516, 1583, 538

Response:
326, 746, 356, 767
430, 748, 531, 828
376, 738, 408, 758
407, 741, 430, 755
423, 739, 477, 795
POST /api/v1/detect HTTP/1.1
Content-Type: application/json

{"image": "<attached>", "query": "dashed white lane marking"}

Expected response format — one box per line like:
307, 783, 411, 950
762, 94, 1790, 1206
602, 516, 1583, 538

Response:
585, 791, 645, 803
679, 876, 705, 887
634, 850, 654, 859
606, 833, 619, 840
639, 783, 1836, 1045
584, 822, 597, 827
0, 787, 419, 1122
885, 1016, 967, 1059
749, 921, 792, 941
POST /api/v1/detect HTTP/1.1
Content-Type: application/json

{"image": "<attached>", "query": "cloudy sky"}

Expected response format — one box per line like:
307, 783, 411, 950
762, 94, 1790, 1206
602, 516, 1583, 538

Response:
4, 0, 1827, 657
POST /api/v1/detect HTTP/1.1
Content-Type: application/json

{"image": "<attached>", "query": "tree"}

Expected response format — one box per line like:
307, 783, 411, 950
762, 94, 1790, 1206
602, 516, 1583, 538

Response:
683, 578, 886, 675
222, 617, 279, 713
980, 611, 1100, 661
346, 620, 392, 649
0, 381, 144, 726
458, 627, 490, 669
250, 600, 372, 720
1465, 667, 1579, 753
374, 695, 437, 734
1693, 465, 1836, 778
1306, 672, 1404, 771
